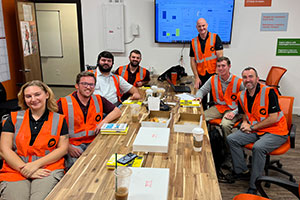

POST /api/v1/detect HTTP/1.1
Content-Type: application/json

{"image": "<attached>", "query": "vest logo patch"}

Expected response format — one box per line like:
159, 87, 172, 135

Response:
231, 94, 237, 100
48, 138, 56, 148
95, 114, 102, 122
210, 47, 215, 51
260, 108, 267, 115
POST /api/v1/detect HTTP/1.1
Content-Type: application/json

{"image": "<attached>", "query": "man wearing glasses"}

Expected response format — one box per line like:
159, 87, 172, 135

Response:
57, 71, 122, 169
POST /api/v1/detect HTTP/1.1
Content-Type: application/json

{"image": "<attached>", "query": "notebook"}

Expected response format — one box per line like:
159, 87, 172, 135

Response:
166, 77, 191, 93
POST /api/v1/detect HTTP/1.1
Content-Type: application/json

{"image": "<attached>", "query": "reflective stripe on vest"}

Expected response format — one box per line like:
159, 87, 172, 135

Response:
139, 67, 144, 80
31, 150, 50, 162
14, 111, 25, 150
213, 75, 239, 109
213, 75, 227, 105
65, 95, 99, 138
120, 65, 126, 77
192, 38, 203, 64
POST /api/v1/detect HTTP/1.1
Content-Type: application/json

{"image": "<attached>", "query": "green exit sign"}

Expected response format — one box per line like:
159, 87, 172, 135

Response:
276, 38, 300, 56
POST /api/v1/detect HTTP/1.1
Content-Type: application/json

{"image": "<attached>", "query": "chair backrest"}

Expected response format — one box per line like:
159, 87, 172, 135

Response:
265, 66, 287, 87
278, 96, 294, 130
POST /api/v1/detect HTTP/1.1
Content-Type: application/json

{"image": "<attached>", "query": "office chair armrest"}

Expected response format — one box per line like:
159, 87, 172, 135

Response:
290, 124, 297, 148
256, 176, 299, 198
259, 79, 266, 84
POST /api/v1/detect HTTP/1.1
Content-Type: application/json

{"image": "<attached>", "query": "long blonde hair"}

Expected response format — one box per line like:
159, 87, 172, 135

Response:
18, 80, 58, 112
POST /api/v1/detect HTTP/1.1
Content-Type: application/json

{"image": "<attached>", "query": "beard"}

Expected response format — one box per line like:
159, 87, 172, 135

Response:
130, 61, 139, 68
98, 64, 112, 73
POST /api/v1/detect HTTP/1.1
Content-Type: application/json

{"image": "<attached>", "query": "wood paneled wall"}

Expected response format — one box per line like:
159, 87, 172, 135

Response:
1, 0, 23, 100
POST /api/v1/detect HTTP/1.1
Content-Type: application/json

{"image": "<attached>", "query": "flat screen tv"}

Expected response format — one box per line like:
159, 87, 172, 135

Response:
155, 0, 235, 44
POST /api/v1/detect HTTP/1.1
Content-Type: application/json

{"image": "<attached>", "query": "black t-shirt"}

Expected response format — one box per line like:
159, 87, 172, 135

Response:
2, 109, 68, 146
238, 84, 280, 114
189, 32, 223, 57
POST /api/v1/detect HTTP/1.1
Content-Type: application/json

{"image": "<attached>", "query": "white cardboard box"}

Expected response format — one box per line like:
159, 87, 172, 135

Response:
133, 127, 170, 153
141, 111, 172, 128
173, 113, 202, 133
128, 167, 169, 200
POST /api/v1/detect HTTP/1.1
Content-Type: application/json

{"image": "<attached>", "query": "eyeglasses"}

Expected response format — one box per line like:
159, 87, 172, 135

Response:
79, 82, 95, 88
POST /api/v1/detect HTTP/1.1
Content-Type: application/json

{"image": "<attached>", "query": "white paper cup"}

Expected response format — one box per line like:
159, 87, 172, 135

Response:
192, 127, 204, 152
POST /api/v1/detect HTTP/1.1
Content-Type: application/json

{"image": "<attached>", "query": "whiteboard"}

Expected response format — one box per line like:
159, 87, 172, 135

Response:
36, 10, 63, 57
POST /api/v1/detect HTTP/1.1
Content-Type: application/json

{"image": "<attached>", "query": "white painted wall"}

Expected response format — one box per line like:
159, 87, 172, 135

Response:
81, 0, 300, 114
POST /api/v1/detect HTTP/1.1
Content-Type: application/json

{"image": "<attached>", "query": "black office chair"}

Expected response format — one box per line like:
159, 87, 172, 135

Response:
233, 176, 299, 200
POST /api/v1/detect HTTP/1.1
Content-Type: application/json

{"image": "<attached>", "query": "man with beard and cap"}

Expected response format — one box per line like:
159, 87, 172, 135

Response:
227, 67, 288, 194
190, 18, 223, 110
115, 49, 150, 101
92, 51, 141, 106
57, 71, 122, 169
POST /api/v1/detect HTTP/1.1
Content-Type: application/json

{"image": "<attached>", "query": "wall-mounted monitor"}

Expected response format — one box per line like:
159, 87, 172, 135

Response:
155, 0, 235, 44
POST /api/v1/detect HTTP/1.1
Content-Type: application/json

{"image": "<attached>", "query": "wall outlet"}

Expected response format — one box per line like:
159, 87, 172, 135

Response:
131, 24, 139, 36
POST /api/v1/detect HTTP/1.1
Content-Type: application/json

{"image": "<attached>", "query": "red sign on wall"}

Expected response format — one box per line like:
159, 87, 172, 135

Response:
245, 0, 272, 7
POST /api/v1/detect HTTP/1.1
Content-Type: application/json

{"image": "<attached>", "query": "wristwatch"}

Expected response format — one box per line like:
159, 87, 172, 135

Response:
250, 125, 254, 131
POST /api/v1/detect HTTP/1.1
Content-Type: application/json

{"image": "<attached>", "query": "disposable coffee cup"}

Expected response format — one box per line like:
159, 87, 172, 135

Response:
145, 89, 153, 100
192, 127, 204, 152
151, 85, 158, 97
130, 104, 140, 123
114, 167, 132, 200
171, 72, 177, 85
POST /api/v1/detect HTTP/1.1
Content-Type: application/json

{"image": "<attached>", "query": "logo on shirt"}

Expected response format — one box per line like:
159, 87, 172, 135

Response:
259, 108, 267, 115
231, 94, 237, 100
48, 138, 56, 148
210, 47, 215, 52
95, 114, 102, 122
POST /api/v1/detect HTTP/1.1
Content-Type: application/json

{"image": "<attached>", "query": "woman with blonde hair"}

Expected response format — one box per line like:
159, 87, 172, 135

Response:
0, 80, 69, 200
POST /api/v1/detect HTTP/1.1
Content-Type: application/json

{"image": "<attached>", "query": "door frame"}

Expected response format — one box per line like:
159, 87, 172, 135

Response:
34, 0, 85, 87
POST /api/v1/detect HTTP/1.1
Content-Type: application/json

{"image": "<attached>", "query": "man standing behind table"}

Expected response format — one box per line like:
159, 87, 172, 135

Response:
227, 67, 288, 194
195, 56, 244, 168
57, 71, 122, 169
115, 49, 150, 101
190, 18, 223, 110
92, 51, 141, 107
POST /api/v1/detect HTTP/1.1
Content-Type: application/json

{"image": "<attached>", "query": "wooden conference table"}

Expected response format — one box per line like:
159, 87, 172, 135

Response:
46, 78, 222, 200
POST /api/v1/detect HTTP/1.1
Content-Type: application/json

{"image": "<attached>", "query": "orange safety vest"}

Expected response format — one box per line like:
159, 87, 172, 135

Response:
238, 85, 288, 136
191, 32, 217, 76
88, 69, 122, 102
211, 74, 243, 113
117, 65, 147, 87
0, 110, 65, 182
60, 93, 103, 146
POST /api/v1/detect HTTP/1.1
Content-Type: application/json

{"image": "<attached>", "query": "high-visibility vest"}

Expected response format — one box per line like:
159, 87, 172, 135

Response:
238, 85, 288, 136
0, 110, 65, 182
191, 32, 217, 76
117, 65, 147, 87
88, 69, 122, 102
211, 74, 243, 113
60, 93, 103, 146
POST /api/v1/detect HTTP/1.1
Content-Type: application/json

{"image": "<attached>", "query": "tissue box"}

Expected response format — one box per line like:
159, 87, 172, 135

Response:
133, 127, 170, 153
173, 113, 202, 133
141, 111, 171, 128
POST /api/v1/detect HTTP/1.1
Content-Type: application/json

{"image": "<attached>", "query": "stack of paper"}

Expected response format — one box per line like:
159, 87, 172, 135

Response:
100, 123, 128, 135
122, 100, 143, 105
180, 100, 200, 107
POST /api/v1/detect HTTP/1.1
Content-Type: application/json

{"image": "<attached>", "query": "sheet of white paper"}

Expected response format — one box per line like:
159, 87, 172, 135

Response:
175, 93, 195, 100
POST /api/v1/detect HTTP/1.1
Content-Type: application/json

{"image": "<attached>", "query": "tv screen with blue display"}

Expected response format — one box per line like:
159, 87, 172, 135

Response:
155, 0, 235, 44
